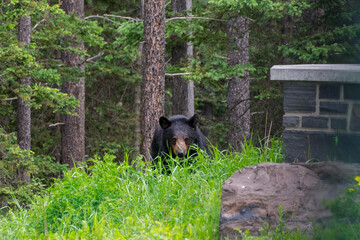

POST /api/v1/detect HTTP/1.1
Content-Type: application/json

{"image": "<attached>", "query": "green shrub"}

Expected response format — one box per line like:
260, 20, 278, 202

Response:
0, 128, 66, 208
0, 138, 283, 239
311, 176, 360, 240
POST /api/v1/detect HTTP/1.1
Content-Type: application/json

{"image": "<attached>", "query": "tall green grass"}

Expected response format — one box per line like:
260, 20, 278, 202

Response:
0, 139, 283, 239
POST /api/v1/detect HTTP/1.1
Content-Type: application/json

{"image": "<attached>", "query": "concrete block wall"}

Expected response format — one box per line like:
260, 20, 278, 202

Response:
271, 64, 360, 162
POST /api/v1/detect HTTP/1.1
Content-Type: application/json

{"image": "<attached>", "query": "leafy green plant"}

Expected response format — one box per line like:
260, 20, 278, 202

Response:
0, 139, 283, 239
0, 128, 66, 208
235, 206, 307, 240
311, 176, 360, 240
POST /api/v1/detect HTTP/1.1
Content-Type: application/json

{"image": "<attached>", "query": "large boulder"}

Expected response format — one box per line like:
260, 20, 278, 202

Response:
219, 162, 360, 239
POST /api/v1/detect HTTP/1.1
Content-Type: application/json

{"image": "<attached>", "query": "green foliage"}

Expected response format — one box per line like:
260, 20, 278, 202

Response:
0, 128, 66, 207
3, 0, 358, 168
279, 0, 360, 63
258, 206, 308, 240
0, 0, 106, 208
0, 4, 359, 239
0, 0, 104, 116
0, 0, 109, 162
311, 176, 360, 240
240, 135, 284, 163
208, 0, 309, 19
237, 206, 307, 240
0, 140, 283, 239
20, 84, 80, 115
229, 172, 360, 240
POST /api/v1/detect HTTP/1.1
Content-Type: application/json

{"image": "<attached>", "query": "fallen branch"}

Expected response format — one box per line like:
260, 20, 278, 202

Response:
103, 14, 142, 22
85, 15, 122, 25
86, 52, 105, 63
251, 111, 265, 116
48, 122, 65, 127
166, 16, 226, 22
165, 72, 192, 76
32, 19, 45, 30
1, 97, 18, 101
86, 14, 224, 24
77, 52, 105, 65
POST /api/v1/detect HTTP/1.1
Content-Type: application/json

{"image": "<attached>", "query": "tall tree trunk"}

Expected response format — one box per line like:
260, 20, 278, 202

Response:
226, 17, 251, 151
141, 0, 166, 161
60, 0, 85, 168
17, 16, 31, 182
171, 0, 194, 117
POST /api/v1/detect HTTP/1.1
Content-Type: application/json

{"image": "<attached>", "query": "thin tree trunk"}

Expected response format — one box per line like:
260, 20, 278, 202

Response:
226, 17, 251, 151
186, 34, 195, 116
133, 82, 141, 157
60, 0, 85, 168
141, 0, 166, 161
171, 0, 194, 117
133, 0, 144, 157
17, 16, 31, 182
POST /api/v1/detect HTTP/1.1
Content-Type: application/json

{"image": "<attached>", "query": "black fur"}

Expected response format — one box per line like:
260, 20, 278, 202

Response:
150, 114, 209, 167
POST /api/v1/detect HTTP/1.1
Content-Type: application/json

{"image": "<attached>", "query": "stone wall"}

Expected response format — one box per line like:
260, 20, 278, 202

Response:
271, 64, 360, 162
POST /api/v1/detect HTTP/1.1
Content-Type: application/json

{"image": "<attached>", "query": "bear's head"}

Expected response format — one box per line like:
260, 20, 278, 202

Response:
159, 114, 200, 158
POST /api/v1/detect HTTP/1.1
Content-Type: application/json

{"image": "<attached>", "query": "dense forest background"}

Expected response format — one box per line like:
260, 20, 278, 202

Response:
0, 0, 359, 204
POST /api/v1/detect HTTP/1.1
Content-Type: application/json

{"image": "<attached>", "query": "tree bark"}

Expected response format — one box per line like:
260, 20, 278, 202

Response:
226, 17, 251, 151
60, 0, 85, 168
171, 0, 194, 117
17, 16, 31, 182
141, 0, 166, 161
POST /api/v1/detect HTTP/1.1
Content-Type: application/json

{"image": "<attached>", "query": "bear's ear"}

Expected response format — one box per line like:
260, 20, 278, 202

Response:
188, 114, 199, 129
159, 116, 171, 129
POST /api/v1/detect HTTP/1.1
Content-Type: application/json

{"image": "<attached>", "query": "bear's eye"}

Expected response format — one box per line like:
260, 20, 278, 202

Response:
185, 138, 192, 145
170, 138, 177, 145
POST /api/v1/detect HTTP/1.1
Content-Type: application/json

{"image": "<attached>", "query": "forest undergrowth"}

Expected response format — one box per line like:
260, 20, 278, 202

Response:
0, 139, 283, 239
1, 138, 359, 239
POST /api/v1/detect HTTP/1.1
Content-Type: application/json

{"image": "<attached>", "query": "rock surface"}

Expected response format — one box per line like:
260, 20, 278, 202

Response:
219, 162, 360, 239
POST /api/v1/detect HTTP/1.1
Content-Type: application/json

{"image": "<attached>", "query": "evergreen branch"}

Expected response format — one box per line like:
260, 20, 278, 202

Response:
38, 59, 63, 63
85, 14, 224, 24
84, 15, 122, 25
0, 147, 8, 157
0, 72, 8, 78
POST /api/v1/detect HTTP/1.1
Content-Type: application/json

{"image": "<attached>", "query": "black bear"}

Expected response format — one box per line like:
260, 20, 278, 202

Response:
150, 114, 209, 167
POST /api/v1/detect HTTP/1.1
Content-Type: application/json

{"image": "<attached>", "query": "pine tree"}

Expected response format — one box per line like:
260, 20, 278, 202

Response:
60, 0, 86, 168
17, 16, 31, 182
226, 17, 250, 151
141, 0, 166, 161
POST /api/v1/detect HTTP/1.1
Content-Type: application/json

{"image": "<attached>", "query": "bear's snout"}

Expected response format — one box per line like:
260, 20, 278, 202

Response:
170, 137, 188, 159
177, 148, 185, 158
